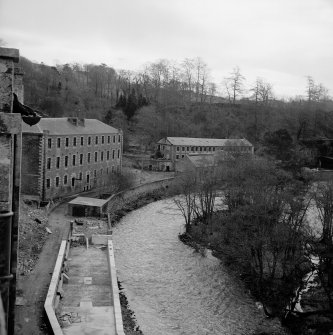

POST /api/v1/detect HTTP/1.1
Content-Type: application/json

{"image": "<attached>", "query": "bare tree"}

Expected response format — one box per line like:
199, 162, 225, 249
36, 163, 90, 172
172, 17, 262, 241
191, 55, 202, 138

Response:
181, 58, 195, 103
174, 173, 197, 233
224, 66, 245, 104
306, 76, 330, 103
313, 181, 333, 309
250, 78, 274, 139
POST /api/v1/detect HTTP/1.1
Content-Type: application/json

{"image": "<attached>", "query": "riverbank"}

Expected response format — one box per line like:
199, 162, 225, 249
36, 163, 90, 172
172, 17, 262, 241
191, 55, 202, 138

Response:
178, 232, 291, 335
179, 231, 333, 335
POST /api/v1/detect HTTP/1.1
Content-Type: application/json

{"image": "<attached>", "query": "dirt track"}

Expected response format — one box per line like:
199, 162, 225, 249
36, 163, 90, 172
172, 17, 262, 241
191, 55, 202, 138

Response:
15, 203, 69, 335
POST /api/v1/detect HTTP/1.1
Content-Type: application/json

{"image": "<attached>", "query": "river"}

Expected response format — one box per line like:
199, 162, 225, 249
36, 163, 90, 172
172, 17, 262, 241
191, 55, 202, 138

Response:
112, 199, 267, 335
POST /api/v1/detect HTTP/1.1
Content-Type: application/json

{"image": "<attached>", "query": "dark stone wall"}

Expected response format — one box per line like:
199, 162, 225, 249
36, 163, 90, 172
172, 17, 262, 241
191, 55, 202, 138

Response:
21, 134, 41, 197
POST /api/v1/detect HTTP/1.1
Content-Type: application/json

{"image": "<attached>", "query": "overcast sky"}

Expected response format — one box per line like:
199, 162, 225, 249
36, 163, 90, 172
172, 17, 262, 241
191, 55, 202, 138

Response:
0, 0, 332, 98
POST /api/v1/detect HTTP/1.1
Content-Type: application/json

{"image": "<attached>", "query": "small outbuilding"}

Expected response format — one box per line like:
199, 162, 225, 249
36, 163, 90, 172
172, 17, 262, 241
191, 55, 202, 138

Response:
175, 151, 234, 173
67, 196, 109, 217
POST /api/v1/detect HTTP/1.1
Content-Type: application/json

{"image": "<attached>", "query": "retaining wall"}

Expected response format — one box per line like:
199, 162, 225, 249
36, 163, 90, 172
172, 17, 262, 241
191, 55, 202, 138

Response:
105, 176, 176, 213
107, 240, 125, 335
44, 237, 70, 335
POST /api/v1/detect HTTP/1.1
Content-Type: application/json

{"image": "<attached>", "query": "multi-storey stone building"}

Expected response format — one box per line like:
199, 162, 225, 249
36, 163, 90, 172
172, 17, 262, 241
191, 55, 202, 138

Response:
153, 137, 254, 171
21, 117, 123, 202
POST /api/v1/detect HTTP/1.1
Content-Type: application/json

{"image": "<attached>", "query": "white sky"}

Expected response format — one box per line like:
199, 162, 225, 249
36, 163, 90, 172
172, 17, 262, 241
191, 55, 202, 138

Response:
0, 0, 332, 98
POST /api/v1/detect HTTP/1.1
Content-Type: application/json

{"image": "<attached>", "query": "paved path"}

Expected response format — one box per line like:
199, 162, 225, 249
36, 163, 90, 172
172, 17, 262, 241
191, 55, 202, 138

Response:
59, 246, 115, 335
15, 203, 69, 335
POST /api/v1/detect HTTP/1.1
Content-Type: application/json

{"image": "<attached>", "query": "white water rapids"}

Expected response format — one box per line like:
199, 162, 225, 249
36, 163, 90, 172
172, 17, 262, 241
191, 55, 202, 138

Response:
112, 199, 267, 335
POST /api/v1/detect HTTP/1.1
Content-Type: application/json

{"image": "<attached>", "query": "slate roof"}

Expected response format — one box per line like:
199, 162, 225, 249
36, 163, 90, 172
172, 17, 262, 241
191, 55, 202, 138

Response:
68, 196, 108, 207
160, 137, 252, 147
186, 151, 233, 168
22, 118, 120, 135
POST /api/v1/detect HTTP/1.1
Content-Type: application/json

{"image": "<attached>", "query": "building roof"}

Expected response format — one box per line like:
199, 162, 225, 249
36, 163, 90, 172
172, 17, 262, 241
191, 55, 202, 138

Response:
160, 137, 252, 147
22, 118, 120, 135
68, 196, 108, 208
187, 151, 233, 168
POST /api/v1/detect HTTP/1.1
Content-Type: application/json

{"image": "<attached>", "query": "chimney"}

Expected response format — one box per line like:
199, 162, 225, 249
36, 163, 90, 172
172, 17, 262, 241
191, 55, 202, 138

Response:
67, 117, 78, 126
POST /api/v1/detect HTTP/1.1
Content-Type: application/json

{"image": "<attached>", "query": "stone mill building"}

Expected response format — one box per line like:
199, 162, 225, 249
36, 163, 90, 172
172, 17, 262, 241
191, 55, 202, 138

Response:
21, 117, 123, 202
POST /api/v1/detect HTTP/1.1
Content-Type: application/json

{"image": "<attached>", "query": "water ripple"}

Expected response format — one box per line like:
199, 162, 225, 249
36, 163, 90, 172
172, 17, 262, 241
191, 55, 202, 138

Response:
113, 199, 264, 335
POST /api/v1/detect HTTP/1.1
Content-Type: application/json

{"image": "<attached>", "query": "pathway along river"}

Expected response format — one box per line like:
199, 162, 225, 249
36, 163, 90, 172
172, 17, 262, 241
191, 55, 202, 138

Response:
113, 199, 270, 335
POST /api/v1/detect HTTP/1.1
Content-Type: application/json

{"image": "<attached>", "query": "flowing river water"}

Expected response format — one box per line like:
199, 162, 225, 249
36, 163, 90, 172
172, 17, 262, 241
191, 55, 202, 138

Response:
112, 199, 268, 335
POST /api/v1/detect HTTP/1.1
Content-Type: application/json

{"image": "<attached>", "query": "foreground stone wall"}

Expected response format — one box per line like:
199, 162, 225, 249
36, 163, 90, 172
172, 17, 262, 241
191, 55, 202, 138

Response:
21, 134, 42, 197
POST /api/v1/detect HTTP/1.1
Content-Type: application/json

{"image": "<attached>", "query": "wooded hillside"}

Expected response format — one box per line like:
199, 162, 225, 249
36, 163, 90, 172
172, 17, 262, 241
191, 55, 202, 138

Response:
20, 56, 333, 156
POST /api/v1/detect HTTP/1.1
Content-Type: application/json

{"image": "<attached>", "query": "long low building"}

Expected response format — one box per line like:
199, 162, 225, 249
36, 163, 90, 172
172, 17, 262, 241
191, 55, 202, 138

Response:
21, 117, 123, 202
151, 137, 254, 171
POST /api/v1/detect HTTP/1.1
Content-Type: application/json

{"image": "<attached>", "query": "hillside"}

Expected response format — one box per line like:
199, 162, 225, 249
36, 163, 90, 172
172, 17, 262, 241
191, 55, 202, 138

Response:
18, 56, 333, 162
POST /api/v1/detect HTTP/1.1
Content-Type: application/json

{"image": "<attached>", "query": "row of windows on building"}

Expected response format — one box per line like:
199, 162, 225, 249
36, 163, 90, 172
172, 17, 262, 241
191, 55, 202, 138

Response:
46, 149, 120, 169
175, 146, 217, 152
172, 146, 251, 153
45, 166, 119, 189
47, 134, 121, 149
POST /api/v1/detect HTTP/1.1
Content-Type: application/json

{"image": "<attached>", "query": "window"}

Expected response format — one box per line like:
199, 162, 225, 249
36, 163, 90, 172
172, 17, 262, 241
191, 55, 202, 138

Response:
107, 136, 110, 143
102, 136, 104, 144
182, 147, 185, 152
80, 154, 83, 165
112, 150, 115, 159
181, 154, 184, 158
87, 153, 91, 163
191, 147, 194, 152
95, 136, 98, 145
118, 135, 121, 143
186, 147, 189, 151
204, 147, 206, 151
113, 136, 116, 143
56, 157, 60, 169
176, 154, 179, 159
88, 136, 91, 145
47, 158, 51, 170
117, 149, 120, 159
86, 173, 90, 183
94, 170, 97, 177
79, 172, 82, 180
65, 138, 69, 147
73, 137, 77, 147
100, 168, 103, 176
101, 151, 104, 161
47, 138, 52, 148
64, 175, 68, 185
64, 156, 68, 167
80, 137, 84, 146
46, 179, 51, 188
71, 177, 75, 187
94, 152, 98, 162
57, 138, 61, 148
55, 176, 59, 187
199, 147, 202, 152
176, 146, 180, 152
107, 151, 110, 160
72, 154, 76, 166
213, 147, 215, 151
208, 147, 211, 151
